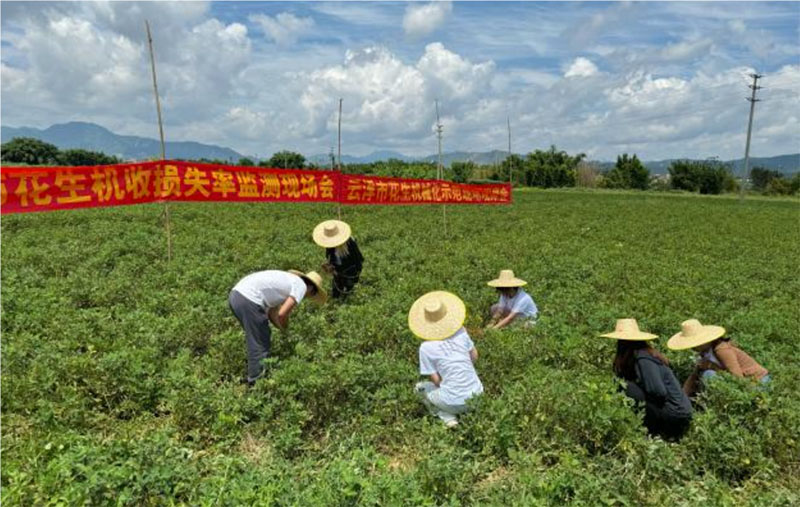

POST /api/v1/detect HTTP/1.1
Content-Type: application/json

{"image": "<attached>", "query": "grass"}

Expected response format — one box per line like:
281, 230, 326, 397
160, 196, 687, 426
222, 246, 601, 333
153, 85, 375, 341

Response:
2, 189, 799, 505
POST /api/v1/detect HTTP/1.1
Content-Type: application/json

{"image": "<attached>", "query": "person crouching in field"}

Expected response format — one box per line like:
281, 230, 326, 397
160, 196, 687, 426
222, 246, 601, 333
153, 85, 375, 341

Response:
601, 319, 693, 440
314, 220, 364, 300
229, 270, 326, 386
487, 270, 538, 329
668, 319, 770, 397
410, 291, 483, 428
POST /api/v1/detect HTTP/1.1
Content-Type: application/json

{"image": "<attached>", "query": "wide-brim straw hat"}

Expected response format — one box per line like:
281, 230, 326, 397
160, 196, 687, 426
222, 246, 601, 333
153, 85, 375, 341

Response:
313, 220, 351, 248
600, 318, 658, 341
408, 291, 466, 341
667, 319, 726, 350
288, 270, 327, 304
487, 269, 527, 288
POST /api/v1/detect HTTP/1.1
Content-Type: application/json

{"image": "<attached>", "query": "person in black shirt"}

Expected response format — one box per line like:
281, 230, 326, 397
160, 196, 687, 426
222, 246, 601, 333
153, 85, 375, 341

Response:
601, 319, 693, 440
313, 220, 364, 299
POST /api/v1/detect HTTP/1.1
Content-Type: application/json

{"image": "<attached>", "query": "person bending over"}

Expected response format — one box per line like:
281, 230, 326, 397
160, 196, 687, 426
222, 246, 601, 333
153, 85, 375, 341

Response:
601, 319, 692, 440
668, 319, 770, 397
229, 269, 326, 385
313, 220, 364, 299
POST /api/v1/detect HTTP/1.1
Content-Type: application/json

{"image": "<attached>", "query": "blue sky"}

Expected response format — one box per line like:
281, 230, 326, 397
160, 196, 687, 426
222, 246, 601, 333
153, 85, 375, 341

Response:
2, 1, 798, 160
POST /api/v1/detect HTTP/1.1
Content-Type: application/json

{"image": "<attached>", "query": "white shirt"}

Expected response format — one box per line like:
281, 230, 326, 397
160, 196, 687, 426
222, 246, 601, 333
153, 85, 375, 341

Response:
418, 328, 483, 406
498, 289, 538, 319
233, 270, 307, 309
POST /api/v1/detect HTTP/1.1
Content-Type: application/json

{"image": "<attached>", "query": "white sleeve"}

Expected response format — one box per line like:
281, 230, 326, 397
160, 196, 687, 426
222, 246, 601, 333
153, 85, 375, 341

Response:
511, 294, 526, 314
463, 333, 475, 351
289, 276, 307, 303
419, 346, 436, 375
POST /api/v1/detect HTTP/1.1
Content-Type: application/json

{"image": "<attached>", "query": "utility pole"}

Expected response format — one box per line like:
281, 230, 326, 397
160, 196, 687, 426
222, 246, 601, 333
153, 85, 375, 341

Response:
507, 116, 512, 186
741, 72, 763, 198
435, 100, 446, 236
435, 100, 443, 180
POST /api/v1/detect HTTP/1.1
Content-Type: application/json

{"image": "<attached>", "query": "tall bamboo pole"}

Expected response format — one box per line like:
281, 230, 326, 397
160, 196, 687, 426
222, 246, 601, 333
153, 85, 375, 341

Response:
145, 20, 172, 262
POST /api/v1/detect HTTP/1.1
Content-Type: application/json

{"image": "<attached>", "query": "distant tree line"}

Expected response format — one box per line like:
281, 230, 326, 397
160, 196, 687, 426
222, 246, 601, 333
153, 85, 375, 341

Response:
3, 136, 797, 196
1, 137, 121, 166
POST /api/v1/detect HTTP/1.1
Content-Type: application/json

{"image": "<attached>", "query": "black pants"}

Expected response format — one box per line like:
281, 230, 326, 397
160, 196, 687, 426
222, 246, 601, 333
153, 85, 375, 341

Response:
625, 382, 691, 440
332, 272, 360, 299
229, 290, 271, 383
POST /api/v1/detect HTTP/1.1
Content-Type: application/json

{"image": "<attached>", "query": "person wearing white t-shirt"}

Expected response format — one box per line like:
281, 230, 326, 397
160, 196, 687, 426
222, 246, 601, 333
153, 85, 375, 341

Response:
408, 291, 483, 427
487, 270, 538, 329
229, 270, 326, 385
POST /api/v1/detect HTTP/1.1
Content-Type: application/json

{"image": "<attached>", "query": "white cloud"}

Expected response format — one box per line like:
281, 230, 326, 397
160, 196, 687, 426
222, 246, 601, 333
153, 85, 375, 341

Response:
660, 38, 714, 62
728, 19, 747, 34
1, 2, 797, 160
403, 1, 452, 38
564, 57, 598, 78
249, 12, 314, 46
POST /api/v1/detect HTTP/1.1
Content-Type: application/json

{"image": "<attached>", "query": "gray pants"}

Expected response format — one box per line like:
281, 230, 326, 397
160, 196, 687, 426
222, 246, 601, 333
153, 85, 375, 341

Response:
229, 290, 272, 383
415, 381, 468, 424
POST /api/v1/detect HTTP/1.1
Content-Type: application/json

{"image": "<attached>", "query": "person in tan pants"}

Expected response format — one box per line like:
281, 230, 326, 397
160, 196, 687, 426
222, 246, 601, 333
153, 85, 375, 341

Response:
667, 319, 770, 397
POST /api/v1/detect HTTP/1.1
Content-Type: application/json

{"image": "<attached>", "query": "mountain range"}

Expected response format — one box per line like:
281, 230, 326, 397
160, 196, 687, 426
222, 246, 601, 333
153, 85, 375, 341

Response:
2, 121, 797, 174
1, 122, 242, 162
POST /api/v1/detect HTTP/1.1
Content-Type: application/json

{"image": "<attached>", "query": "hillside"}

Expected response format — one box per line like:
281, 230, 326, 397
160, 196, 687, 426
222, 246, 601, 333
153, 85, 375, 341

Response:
3, 121, 797, 174
1, 122, 243, 162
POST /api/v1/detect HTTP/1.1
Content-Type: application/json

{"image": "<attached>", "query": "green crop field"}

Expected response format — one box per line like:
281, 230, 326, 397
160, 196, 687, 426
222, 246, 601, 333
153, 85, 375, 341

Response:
2, 189, 799, 505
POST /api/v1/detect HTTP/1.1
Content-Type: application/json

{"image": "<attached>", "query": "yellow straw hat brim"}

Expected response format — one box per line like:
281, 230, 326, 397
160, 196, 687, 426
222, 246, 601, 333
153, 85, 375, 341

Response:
288, 270, 328, 304
408, 291, 466, 341
487, 278, 527, 288
313, 220, 351, 248
599, 330, 658, 341
667, 325, 726, 350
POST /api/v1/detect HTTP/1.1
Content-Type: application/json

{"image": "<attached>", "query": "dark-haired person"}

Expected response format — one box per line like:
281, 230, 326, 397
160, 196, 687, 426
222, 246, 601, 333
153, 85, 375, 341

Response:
313, 220, 364, 299
229, 270, 326, 385
600, 319, 692, 440
486, 270, 538, 329
668, 319, 770, 397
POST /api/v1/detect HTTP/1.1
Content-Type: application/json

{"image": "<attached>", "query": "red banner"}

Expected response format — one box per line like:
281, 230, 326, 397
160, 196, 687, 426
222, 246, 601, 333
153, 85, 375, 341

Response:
341, 173, 511, 205
0, 161, 511, 214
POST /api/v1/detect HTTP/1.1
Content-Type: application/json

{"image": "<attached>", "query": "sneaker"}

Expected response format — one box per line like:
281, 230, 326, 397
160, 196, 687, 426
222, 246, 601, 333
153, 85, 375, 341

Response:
444, 419, 459, 428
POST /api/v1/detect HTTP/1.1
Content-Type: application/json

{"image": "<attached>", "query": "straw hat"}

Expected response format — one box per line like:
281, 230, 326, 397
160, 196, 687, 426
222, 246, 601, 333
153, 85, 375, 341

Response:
667, 319, 726, 350
408, 291, 466, 341
487, 270, 527, 288
287, 270, 327, 304
599, 319, 658, 341
313, 220, 351, 248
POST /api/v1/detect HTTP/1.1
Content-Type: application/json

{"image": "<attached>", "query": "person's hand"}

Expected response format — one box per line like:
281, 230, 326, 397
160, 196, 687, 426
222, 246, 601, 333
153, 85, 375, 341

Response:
268, 307, 281, 329
321, 262, 334, 274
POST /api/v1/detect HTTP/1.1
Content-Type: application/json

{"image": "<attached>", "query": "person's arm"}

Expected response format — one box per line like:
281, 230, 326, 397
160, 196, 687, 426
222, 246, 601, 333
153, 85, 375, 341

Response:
715, 345, 744, 377
430, 372, 442, 387
469, 348, 478, 362
493, 312, 519, 329
683, 370, 701, 397
635, 356, 667, 402
275, 296, 297, 330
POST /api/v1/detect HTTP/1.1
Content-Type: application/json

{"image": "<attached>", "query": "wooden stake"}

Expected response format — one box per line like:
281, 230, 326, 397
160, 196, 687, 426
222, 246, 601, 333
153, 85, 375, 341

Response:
337, 98, 343, 220
145, 20, 172, 262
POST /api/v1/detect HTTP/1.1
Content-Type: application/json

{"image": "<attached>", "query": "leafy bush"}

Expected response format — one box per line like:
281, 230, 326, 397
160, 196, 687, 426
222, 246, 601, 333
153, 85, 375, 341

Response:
668, 159, 737, 194
449, 161, 477, 183
1, 137, 60, 165
522, 145, 585, 188
603, 153, 649, 190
